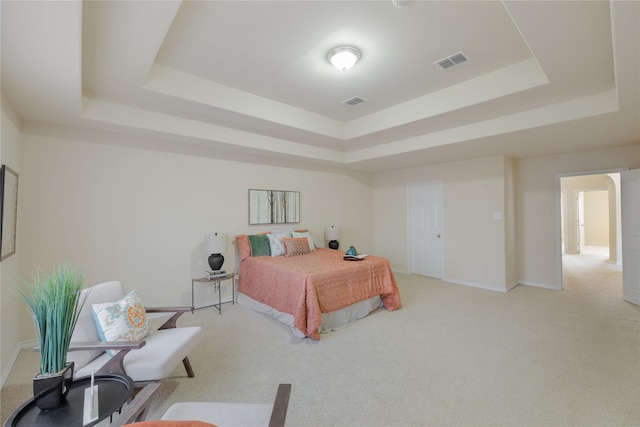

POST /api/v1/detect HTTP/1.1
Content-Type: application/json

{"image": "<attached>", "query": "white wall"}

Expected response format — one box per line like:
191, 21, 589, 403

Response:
1, 101, 23, 384
517, 145, 639, 289
373, 155, 510, 292
16, 131, 373, 335
584, 191, 609, 245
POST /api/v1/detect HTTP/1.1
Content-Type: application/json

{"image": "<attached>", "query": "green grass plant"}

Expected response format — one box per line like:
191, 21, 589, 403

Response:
19, 264, 86, 376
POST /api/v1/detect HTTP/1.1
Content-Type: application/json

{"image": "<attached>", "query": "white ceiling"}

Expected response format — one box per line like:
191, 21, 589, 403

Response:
2, 1, 638, 172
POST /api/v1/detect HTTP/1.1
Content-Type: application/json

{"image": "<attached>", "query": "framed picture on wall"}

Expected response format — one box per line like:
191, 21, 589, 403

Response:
249, 189, 300, 225
1, 165, 19, 261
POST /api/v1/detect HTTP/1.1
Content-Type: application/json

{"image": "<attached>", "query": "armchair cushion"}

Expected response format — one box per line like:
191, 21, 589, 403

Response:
92, 289, 150, 355
76, 327, 202, 382
67, 281, 203, 383
161, 403, 272, 427
158, 384, 291, 427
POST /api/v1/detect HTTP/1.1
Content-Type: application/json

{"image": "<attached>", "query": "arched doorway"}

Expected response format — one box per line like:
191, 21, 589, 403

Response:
558, 172, 622, 295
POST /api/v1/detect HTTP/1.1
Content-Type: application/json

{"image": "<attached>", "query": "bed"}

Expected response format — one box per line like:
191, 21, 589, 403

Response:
234, 232, 401, 340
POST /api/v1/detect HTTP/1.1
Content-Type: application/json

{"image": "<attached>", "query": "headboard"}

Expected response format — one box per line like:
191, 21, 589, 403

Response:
233, 228, 316, 277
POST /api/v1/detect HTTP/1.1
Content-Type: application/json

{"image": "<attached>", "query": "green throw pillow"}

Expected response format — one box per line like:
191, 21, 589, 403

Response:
248, 234, 271, 257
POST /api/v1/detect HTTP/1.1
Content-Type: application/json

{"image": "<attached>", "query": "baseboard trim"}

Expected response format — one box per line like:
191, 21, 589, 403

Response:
518, 280, 561, 291
440, 276, 508, 293
1, 339, 38, 388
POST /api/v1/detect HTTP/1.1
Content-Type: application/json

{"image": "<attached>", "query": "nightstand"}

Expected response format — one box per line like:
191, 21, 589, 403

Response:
191, 273, 235, 314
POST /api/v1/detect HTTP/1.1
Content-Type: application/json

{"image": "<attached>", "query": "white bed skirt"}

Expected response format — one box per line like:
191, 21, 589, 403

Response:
237, 292, 383, 338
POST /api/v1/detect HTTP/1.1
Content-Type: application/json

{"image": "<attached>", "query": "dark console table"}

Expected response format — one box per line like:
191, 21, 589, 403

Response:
4, 373, 134, 427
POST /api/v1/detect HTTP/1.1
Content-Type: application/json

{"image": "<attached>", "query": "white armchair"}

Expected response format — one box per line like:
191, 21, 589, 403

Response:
66, 281, 203, 384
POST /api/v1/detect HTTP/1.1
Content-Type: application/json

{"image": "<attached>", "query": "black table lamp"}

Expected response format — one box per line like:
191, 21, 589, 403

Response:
204, 232, 227, 271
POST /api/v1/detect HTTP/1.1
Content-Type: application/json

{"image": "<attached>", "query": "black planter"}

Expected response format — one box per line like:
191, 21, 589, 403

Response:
33, 362, 74, 411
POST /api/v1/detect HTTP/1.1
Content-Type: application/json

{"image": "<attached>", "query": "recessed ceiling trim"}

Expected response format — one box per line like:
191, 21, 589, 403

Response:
3, 0, 632, 173
82, 97, 347, 163
144, 59, 549, 144
346, 90, 618, 163
144, 63, 346, 139
345, 58, 549, 140
81, 87, 617, 168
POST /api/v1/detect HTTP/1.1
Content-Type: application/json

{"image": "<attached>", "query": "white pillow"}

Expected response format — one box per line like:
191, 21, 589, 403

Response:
270, 226, 295, 234
92, 289, 150, 355
292, 231, 316, 250
267, 232, 292, 256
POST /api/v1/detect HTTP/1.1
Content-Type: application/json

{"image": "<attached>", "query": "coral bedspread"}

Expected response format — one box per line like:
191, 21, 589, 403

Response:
237, 248, 401, 340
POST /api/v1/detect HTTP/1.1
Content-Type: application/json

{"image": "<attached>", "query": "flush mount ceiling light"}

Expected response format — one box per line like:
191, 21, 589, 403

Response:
327, 46, 361, 71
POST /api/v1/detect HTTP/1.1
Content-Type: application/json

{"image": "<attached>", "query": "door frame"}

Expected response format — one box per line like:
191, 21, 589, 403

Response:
555, 168, 626, 289
621, 168, 640, 305
576, 190, 584, 254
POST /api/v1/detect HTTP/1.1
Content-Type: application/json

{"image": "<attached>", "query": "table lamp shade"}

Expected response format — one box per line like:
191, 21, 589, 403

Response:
325, 226, 340, 241
325, 226, 341, 250
204, 233, 227, 270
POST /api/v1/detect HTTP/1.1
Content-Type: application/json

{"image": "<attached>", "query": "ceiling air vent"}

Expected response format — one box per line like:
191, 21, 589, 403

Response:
434, 51, 469, 70
343, 96, 367, 106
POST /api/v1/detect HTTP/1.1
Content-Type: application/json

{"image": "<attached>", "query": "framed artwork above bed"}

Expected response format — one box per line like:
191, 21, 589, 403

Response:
0, 165, 18, 261
249, 189, 300, 225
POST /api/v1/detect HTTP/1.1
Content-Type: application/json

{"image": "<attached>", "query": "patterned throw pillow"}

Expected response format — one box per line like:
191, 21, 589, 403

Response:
267, 232, 291, 257
283, 237, 311, 257
92, 289, 149, 355
292, 231, 316, 250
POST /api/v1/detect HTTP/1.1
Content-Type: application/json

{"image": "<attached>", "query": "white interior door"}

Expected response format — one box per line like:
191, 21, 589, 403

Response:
408, 181, 443, 278
621, 169, 640, 306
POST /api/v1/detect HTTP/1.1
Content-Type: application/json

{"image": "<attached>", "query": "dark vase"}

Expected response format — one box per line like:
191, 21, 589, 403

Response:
33, 362, 74, 411
208, 253, 224, 271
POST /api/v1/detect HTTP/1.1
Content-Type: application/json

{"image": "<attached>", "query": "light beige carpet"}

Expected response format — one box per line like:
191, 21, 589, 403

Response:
2, 251, 639, 426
